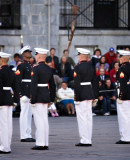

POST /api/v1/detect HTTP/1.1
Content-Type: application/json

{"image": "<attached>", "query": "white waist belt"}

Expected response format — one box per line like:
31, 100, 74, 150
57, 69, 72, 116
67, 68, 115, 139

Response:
37, 84, 48, 87
3, 87, 11, 90
80, 82, 91, 85
22, 79, 31, 82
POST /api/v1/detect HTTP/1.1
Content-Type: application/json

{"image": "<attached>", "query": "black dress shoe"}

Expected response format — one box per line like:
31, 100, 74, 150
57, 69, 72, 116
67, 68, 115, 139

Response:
31, 145, 49, 150
115, 140, 130, 144
44, 146, 49, 150
21, 138, 36, 142
28, 138, 36, 142
0, 150, 11, 154
75, 143, 92, 147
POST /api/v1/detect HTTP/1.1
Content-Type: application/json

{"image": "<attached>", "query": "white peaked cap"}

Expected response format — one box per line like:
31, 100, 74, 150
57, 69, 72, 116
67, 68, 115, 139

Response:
76, 48, 90, 55
0, 52, 11, 58
34, 48, 49, 54
0, 52, 4, 56
117, 50, 130, 56
18, 45, 32, 55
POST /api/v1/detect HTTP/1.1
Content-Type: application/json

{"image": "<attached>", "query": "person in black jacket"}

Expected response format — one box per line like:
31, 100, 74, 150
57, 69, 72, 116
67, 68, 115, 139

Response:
59, 56, 72, 82
115, 50, 130, 144
91, 48, 101, 67
46, 48, 59, 75
0, 52, 18, 154
30, 48, 56, 150
63, 49, 75, 68
98, 78, 116, 116
74, 48, 99, 147
97, 68, 110, 86
16, 46, 35, 142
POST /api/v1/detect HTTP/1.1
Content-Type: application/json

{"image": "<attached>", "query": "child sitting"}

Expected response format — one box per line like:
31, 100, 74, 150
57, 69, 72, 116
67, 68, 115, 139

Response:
48, 103, 59, 117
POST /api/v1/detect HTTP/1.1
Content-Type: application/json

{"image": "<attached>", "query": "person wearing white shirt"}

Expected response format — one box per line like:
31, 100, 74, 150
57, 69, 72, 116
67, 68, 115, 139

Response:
57, 82, 75, 115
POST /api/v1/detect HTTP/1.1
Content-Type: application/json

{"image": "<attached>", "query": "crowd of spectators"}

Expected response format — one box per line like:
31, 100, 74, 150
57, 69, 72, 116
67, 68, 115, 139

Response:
9, 47, 130, 116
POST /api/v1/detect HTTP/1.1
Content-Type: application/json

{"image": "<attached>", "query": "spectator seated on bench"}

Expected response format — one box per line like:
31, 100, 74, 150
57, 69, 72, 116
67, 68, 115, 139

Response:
97, 68, 110, 86
109, 61, 119, 86
57, 82, 75, 116
98, 78, 117, 116
59, 56, 72, 83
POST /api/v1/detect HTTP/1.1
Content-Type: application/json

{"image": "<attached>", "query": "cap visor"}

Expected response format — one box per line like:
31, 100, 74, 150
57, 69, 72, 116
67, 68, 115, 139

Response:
23, 49, 32, 53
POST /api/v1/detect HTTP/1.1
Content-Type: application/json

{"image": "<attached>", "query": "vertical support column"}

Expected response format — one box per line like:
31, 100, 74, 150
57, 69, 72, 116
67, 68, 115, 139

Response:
128, 0, 130, 29
48, 0, 51, 50
74, 0, 77, 5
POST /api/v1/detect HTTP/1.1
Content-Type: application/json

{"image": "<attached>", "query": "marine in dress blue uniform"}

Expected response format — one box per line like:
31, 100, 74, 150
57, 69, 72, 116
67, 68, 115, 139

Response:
116, 50, 130, 144
31, 48, 56, 150
0, 52, 18, 154
74, 48, 99, 147
16, 46, 35, 142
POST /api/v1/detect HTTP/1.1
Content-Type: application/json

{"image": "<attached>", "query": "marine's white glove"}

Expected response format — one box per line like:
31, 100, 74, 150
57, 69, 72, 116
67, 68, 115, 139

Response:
117, 98, 123, 104
74, 101, 80, 105
92, 99, 98, 107
13, 103, 17, 107
31, 104, 36, 107
20, 96, 28, 103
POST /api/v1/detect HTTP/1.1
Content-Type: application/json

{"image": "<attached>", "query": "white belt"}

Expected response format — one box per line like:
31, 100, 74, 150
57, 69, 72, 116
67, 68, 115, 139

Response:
22, 79, 31, 82
37, 84, 48, 87
3, 87, 11, 90
80, 82, 91, 85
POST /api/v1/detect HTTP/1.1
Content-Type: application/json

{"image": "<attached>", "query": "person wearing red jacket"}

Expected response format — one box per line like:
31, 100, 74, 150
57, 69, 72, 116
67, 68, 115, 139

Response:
104, 47, 117, 66
110, 62, 119, 83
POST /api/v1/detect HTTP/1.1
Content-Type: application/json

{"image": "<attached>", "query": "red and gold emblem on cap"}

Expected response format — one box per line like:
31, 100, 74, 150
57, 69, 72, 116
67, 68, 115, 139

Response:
31, 71, 34, 76
74, 71, 77, 77
120, 72, 124, 78
15, 70, 20, 75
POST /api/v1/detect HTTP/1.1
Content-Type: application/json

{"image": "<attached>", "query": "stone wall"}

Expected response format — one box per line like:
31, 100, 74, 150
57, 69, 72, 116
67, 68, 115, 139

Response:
0, 0, 129, 61
58, 30, 130, 63
0, 30, 21, 55
21, 0, 59, 56
0, 0, 59, 57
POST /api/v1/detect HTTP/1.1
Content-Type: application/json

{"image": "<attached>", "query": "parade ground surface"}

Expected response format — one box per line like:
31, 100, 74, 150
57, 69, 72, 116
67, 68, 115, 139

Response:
0, 115, 130, 160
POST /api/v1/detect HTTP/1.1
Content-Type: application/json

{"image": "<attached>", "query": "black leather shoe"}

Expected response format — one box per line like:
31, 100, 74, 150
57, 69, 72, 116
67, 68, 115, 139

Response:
75, 143, 92, 147
44, 146, 49, 150
21, 138, 36, 142
28, 138, 36, 142
31, 145, 49, 150
115, 140, 130, 144
0, 150, 11, 154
